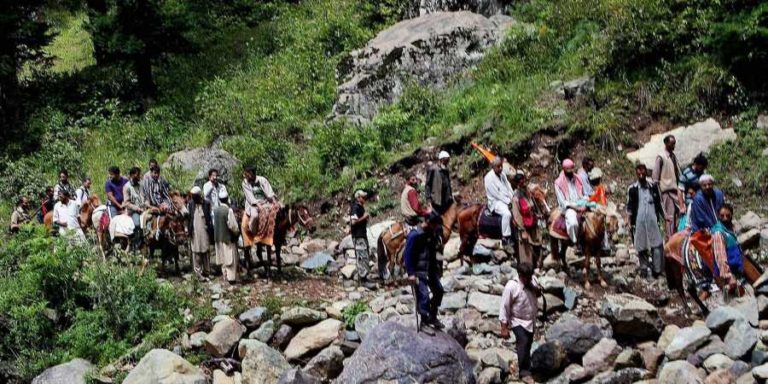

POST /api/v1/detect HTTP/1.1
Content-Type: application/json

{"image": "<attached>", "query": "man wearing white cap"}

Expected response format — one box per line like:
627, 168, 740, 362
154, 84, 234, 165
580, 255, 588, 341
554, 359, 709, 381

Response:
426, 150, 454, 215
350, 190, 371, 282
213, 190, 240, 283
188, 186, 213, 278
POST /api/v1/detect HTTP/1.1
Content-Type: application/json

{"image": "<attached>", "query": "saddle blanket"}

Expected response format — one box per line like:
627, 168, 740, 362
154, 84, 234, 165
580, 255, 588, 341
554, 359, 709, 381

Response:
478, 208, 502, 239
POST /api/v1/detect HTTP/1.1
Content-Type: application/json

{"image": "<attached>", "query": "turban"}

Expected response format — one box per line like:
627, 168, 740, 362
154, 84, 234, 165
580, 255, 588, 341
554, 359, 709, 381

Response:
699, 174, 715, 183
562, 159, 575, 168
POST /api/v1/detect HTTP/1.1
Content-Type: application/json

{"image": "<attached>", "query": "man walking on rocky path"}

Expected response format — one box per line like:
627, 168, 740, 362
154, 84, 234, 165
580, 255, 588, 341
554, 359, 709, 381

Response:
653, 134, 682, 240
627, 163, 665, 279
425, 150, 453, 215
404, 212, 445, 332
350, 190, 371, 283
500, 262, 542, 384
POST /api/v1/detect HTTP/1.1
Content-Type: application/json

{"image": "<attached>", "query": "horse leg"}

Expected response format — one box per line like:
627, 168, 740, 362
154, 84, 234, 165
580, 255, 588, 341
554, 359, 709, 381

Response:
595, 246, 607, 288
583, 250, 591, 290
266, 246, 273, 278
275, 245, 282, 275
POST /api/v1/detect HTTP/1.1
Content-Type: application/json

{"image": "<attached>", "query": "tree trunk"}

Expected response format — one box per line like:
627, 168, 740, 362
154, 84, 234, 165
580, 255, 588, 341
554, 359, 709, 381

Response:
134, 54, 157, 105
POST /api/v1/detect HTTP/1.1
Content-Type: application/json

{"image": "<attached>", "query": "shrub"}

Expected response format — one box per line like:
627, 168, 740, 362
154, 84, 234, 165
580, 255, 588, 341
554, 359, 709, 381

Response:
342, 300, 370, 330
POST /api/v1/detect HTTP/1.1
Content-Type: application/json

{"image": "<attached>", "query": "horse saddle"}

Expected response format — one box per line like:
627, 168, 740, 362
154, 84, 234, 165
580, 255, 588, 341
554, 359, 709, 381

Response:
478, 208, 503, 239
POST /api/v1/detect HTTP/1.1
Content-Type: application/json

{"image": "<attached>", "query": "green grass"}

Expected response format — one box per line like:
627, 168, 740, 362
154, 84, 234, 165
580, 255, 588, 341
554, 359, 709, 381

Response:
46, 11, 95, 74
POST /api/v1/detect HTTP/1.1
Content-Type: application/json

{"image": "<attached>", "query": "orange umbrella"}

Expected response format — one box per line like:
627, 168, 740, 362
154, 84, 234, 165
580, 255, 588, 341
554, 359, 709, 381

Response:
471, 142, 496, 163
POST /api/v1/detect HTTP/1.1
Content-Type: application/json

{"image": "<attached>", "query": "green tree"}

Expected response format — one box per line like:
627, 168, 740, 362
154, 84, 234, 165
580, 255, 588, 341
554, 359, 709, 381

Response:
0, 0, 53, 148
85, 0, 196, 103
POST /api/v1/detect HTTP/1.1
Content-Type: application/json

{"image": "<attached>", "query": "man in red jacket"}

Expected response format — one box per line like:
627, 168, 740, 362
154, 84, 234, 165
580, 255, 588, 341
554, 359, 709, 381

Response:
401, 173, 431, 226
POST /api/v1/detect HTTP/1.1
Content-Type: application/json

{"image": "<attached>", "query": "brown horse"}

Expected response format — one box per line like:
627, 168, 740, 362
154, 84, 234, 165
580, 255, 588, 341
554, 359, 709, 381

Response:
142, 192, 189, 275
241, 204, 315, 278
376, 198, 462, 281
664, 230, 761, 315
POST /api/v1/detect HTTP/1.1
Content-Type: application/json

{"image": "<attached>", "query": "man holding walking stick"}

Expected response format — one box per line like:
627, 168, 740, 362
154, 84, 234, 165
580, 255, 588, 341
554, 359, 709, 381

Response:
500, 262, 544, 384
404, 212, 445, 333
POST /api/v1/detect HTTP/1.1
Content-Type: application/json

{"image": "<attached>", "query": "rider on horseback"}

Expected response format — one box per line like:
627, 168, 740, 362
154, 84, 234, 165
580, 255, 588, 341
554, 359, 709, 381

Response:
401, 173, 431, 227
142, 165, 173, 238
485, 157, 515, 253
554, 159, 587, 252
242, 166, 277, 234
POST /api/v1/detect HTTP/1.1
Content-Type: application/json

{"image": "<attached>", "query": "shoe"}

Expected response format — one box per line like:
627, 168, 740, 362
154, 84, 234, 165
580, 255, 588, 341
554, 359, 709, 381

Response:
521, 376, 535, 384
429, 318, 444, 330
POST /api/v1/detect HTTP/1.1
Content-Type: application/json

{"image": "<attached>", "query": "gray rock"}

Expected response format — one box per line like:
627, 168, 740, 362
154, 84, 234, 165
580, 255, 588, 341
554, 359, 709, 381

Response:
241, 340, 291, 384
481, 349, 509, 373
758, 114, 768, 130
164, 147, 240, 185
277, 368, 321, 384
659, 360, 705, 384
336, 321, 475, 383
332, 11, 515, 122
666, 326, 712, 361
204, 317, 247, 357
280, 307, 327, 327
705, 369, 734, 384
213, 299, 232, 315
564, 287, 579, 310
477, 367, 502, 384
440, 291, 468, 311
300, 252, 335, 271
614, 348, 643, 370
284, 319, 343, 361
271, 324, 295, 350
753, 362, 768, 380
540, 293, 565, 314
706, 306, 746, 332
354, 312, 381, 341
738, 211, 765, 233
531, 341, 568, 372
582, 338, 621, 377
658, 325, 681, 351
555, 76, 595, 100
627, 119, 737, 171
249, 320, 276, 343
589, 368, 649, 384
692, 335, 727, 363
730, 360, 752, 378
123, 349, 206, 384
467, 292, 502, 315
539, 276, 566, 295
303, 345, 345, 380
443, 315, 469, 347
724, 320, 758, 359
703, 354, 734, 373
239, 307, 269, 328
740, 229, 762, 249
190, 331, 207, 348
599, 294, 663, 340
546, 316, 605, 359
32, 359, 95, 384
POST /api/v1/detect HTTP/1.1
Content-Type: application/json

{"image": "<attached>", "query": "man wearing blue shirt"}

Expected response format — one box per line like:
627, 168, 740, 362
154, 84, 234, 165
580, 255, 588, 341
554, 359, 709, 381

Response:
404, 212, 444, 331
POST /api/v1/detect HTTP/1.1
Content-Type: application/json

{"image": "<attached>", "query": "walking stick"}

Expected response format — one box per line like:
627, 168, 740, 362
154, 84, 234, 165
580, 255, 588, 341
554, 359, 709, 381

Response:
411, 282, 420, 333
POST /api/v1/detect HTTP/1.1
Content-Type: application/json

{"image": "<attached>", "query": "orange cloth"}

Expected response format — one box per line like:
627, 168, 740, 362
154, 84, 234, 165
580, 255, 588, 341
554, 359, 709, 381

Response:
471, 142, 496, 163
689, 230, 716, 277
589, 185, 607, 206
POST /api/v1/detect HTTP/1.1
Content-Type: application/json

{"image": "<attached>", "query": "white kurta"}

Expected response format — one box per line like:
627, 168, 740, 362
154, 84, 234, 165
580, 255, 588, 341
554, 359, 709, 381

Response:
485, 169, 514, 238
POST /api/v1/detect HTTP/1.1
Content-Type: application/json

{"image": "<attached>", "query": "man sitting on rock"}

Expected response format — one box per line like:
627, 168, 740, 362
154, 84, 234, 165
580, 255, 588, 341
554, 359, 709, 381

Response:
404, 212, 445, 333
499, 262, 542, 384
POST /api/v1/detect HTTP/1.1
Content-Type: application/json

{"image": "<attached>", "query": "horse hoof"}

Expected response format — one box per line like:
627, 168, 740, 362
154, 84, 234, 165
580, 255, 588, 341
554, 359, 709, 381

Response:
600, 280, 608, 288
584, 282, 591, 290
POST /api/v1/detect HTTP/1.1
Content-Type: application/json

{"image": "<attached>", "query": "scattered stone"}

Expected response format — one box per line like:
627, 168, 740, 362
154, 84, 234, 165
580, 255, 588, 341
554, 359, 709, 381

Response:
563, 287, 579, 310
615, 347, 643, 370
239, 307, 268, 329
639, 344, 664, 375
284, 319, 343, 361
32, 359, 95, 384
213, 299, 233, 315
440, 291, 468, 311
467, 292, 502, 315
477, 367, 502, 384
692, 335, 727, 363
540, 293, 565, 314
354, 312, 381, 341
538, 276, 565, 295
249, 320, 276, 343
277, 368, 321, 384
703, 354, 735, 373
705, 369, 734, 384
665, 326, 712, 361
724, 320, 758, 360
336, 321, 475, 383
582, 338, 621, 377
300, 252, 335, 271
204, 317, 247, 357
730, 361, 752, 378
271, 324, 295, 351
303, 345, 345, 380
212, 370, 233, 384
658, 360, 705, 384
591, 368, 650, 384
706, 306, 746, 332
545, 316, 605, 359
752, 362, 768, 380
340, 264, 356, 279
122, 349, 206, 384
190, 331, 207, 348
280, 307, 327, 327
241, 340, 291, 384
599, 293, 663, 340
531, 341, 567, 373
658, 325, 681, 351
740, 229, 762, 249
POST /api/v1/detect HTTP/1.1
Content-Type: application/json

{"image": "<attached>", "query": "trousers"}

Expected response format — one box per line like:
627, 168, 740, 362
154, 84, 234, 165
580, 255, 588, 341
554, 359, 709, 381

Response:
512, 325, 534, 378
565, 208, 579, 243
415, 271, 444, 321
490, 201, 512, 238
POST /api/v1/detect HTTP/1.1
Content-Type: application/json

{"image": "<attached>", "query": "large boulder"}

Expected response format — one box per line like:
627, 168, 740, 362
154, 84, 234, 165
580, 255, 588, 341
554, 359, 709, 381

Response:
241, 340, 291, 384
627, 118, 737, 170
123, 349, 206, 384
545, 316, 605, 359
531, 341, 568, 374
332, 11, 515, 123
163, 147, 240, 185
582, 338, 622, 377
284, 319, 343, 361
599, 294, 663, 340
204, 317, 247, 357
32, 359, 95, 384
336, 321, 475, 383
